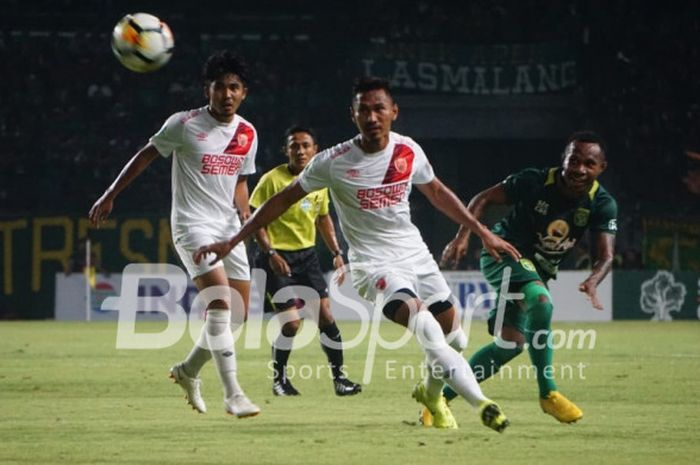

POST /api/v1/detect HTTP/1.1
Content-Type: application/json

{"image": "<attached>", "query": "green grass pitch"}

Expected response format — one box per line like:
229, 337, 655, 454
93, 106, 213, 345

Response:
1, 320, 698, 465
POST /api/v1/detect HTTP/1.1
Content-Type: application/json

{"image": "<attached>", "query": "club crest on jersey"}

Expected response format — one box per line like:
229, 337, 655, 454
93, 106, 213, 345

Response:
346, 168, 359, 178
394, 157, 408, 174
300, 198, 312, 212
237, 133, 249, 147
574, 208, 590, 227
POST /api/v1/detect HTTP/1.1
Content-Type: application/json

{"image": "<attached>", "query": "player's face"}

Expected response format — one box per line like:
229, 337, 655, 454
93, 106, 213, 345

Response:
285, 132, 318, 174
561, 141, 607, 196
350, 89, 398, 149
205, 73, 247, 123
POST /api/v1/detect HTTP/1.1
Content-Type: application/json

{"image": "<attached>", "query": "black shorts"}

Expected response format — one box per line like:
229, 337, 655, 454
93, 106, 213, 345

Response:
254, 247, 329, 310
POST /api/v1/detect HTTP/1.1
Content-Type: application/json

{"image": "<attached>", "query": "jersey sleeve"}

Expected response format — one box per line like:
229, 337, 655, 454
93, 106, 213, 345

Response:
501, 168, 543, 200
318, 188, 330, 216
240, 129, 258, 176
590, 193, 618, 235
298, 150, 331, 193
411, 141, 435, 184
249, 172, 272, 209
149, 112, 184, 158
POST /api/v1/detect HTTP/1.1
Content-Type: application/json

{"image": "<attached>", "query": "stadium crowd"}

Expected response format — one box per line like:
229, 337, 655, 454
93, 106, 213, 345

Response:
1, 0, 697, 270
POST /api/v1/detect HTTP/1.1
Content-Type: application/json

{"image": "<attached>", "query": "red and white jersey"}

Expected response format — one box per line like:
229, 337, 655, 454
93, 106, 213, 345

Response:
150, 107, 257, 238
298, 132, 435, 264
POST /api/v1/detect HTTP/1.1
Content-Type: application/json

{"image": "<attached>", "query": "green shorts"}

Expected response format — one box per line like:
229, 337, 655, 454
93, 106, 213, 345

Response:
480, 251, 549, 335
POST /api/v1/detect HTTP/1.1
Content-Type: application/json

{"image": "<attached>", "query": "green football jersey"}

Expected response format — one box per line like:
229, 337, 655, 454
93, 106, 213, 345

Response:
492, 167, 617, 279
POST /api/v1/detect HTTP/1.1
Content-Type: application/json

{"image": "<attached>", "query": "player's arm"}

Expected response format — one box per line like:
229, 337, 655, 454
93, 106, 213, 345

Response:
316, 214, 345, 284
416, 178, 520, 263
234, 175, 251, 222
254, 221, 291, 277
578, 232, 615, 310
194, 181, 309, 265
89, 144, 160, 227
439, 183, 511, 268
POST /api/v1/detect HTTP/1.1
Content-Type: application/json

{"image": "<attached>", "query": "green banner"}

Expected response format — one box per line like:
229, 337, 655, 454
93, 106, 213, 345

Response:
356, 42, 577, 95
612, 270, 699, 320
0, 215, 179, 319
643, 217, 700, 271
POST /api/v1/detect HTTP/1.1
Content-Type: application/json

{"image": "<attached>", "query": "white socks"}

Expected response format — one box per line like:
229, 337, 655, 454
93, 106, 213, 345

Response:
204, 309, 243, 399
410, 311, 487, 407
182, 326, 213, 377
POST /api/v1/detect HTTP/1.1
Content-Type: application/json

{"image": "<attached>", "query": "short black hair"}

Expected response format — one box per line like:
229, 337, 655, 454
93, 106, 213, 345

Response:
284, 125, 318, 145
202, 50, 250, 86
567, 130, 608, 159
352, 76, 393, 102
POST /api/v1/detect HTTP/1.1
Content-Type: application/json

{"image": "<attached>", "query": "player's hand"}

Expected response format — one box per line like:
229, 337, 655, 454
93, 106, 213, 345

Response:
440, 236, 469, 269
579, 279, 603, 310
269, 253, 291, 277
332, 255, 345, 285
88, 194, 114, 228
481, 231, 521, 262
193, 241, 233, 266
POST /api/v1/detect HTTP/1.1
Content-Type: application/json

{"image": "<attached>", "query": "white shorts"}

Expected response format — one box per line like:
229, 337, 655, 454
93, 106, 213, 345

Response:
350, 252, 452, 307
173, 229, 250, 281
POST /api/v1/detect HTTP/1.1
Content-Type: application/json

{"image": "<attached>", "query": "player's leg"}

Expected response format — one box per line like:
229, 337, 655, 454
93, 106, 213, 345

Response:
520, 281, 583, 423
302, 250, 361, 396
463, 252, 539, 393
431, 304, 468, 353
210, 243, 259, 418
317, 297, 361, 396
388, 291, 507, 432
271, 305, 302, 396
413, 257, 508, 431
196, 273, 258, 418
168, 239, 221, 414
260, 250, 303, 396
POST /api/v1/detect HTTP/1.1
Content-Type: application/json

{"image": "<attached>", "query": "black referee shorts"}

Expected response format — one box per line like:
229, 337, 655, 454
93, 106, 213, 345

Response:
254, 247, 329, 311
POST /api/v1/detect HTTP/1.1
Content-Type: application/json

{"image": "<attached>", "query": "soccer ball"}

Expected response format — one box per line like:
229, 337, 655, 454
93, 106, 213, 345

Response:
111, 13, 174, 73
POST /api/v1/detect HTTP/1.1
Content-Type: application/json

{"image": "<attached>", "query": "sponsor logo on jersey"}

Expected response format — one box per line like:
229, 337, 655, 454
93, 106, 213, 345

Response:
382, 144, 414, 184
180, 108, 203, 124
346, 168, 360, 178
330, 144, 352, 159
535, 219, 576, 255
534, 200, 549, 215
200, 153, 245, 175
356, 182, 409, 210
608, 219, 618, 231
196, 132, 208, 141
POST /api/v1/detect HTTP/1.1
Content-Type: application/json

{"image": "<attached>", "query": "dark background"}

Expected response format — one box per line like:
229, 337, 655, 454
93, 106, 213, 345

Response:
1, 0, 698, 285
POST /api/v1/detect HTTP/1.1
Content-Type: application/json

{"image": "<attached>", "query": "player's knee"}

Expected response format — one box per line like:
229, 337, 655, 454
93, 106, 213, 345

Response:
427, 299, 452, 316
281, 319, 300, 337
318, 298, 334, 327
521, 282, 553, 322
381, 288, 418, 321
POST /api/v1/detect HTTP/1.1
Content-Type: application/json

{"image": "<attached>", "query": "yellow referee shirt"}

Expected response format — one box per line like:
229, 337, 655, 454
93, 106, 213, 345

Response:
250, 164, 330, 251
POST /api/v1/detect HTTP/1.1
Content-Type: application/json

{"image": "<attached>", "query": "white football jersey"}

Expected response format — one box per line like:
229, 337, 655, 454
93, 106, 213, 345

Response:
149, 107, 257, 239
298, 132, 435, 264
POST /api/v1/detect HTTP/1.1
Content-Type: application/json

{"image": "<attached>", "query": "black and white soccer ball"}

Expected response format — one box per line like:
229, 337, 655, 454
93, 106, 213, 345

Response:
111, 13, 174, 73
